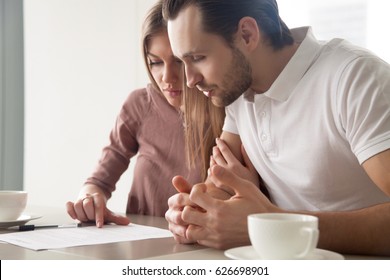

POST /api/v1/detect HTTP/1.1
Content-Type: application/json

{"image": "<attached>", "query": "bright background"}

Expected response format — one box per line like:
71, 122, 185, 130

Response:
22, 0, 390, 213
24, 0, 156, 212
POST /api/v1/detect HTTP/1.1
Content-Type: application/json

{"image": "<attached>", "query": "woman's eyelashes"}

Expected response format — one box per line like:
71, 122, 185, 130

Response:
149, 60, 163, 67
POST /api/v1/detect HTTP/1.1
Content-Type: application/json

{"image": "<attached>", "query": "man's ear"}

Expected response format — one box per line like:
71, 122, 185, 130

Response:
236, 17, 260, 52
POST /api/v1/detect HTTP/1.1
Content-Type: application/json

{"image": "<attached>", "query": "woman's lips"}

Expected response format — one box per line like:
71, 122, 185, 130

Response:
166, 89, 182, 98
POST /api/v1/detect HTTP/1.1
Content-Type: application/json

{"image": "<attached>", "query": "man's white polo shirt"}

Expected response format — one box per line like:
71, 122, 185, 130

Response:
223, 27, 390, 211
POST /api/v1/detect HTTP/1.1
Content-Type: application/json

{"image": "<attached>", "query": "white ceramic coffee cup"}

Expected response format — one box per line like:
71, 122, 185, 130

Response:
248, 213, 319, 260
0, 191, 28, 221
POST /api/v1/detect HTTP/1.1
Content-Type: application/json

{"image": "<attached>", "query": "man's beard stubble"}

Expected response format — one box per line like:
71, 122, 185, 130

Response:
214, 47, 252, 107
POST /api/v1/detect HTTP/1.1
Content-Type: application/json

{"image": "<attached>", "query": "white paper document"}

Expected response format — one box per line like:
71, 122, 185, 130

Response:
0, 223, 173, 251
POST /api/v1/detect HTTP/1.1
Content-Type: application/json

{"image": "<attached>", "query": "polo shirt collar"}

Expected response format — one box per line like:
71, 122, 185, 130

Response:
244, 27, 322, 102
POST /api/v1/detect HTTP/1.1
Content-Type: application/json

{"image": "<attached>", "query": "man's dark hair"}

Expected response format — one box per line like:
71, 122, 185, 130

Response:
162, 0, 294, 50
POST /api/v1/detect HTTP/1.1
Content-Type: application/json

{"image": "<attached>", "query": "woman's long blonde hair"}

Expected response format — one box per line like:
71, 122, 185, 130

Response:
141, 0, 166, 91
142, 0, 225, 181
182, 86, 226, 181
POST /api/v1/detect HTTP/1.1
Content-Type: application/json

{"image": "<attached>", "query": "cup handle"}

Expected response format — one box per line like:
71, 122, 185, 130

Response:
295, 228, 319, 259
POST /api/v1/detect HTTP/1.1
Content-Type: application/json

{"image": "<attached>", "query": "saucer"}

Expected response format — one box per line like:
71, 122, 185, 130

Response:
0, 214, 42, 228
224, 245, 344, 260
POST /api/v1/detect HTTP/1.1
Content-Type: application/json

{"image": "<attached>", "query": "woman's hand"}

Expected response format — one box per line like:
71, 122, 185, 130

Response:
65, 184, 130, 227
210, 138, 260, 188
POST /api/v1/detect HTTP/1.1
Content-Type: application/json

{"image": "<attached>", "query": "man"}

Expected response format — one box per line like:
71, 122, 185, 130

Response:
163, 0, 390, 255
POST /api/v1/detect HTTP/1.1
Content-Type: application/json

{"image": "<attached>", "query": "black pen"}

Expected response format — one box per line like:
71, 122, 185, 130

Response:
17, 223, 82, 231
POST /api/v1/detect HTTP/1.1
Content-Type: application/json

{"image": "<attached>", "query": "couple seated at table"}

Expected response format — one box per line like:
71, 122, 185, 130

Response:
66, 0, 390, 257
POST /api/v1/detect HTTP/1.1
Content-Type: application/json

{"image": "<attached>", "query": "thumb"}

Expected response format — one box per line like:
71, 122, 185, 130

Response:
172, 175, 192, 194
210, 164, 259, 196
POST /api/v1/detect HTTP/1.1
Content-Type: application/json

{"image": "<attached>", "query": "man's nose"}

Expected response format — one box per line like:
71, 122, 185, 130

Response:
185, 66, 201, 88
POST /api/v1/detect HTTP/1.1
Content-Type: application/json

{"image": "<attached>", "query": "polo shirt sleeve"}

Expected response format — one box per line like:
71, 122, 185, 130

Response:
338, 56, 390, 164
222, 105, 239, 134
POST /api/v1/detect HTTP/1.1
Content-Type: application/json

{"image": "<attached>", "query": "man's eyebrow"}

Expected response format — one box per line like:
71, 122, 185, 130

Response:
181, 51, 202, 59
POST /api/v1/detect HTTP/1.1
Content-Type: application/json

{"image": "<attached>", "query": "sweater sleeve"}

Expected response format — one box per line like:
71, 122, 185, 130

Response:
84, 87, 150, 197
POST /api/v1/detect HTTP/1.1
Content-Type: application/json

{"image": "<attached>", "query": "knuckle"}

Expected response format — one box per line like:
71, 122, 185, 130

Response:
167, 195, 176, 207
164, 209, 171, 221
181, 205, 192, 221
170, 210, 185, 225
177, 194, 186, 205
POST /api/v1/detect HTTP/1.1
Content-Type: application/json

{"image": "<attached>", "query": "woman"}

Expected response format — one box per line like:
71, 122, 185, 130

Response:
65, 0, 225, 227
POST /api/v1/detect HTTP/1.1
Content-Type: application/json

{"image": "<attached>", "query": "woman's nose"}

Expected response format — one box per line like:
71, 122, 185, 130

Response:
162, 64, 180, 84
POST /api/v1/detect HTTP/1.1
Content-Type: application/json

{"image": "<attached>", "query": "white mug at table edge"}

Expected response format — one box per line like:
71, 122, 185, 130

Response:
248, 213, 319, 260
0, 190, 28, 221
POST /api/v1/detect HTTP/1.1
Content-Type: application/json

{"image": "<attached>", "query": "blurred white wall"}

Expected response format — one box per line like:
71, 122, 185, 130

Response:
277, 0, 390, 62
24, 0, 157, 212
